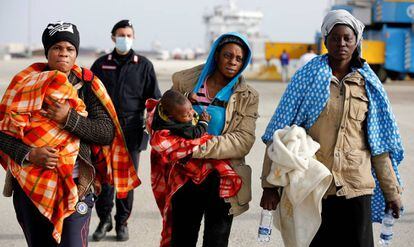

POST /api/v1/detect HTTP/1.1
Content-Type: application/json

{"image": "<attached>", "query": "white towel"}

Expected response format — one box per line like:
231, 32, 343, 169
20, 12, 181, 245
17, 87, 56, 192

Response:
266, 125, 332, 247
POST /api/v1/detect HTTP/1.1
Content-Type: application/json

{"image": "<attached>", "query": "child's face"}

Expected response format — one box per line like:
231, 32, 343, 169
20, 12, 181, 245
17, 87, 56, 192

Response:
170, 101, 194, 123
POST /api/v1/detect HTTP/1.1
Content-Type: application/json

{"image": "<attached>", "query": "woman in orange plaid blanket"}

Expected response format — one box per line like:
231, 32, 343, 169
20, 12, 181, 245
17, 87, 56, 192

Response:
150, 32, 259, 247
0, 22, 139, 247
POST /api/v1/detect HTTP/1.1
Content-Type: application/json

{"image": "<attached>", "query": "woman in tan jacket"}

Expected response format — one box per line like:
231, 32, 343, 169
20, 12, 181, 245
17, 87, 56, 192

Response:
156, 32, 259, 247
260, 10, 403, 247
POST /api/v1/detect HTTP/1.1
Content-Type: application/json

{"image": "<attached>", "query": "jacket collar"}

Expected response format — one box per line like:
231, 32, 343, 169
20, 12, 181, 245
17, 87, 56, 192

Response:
233, 77, 248, 93
108, 49, 139, 64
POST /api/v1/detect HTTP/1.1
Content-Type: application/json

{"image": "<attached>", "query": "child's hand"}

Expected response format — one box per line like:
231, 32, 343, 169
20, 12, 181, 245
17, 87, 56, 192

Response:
188, 92, 198, 103
200, 111, 211, 122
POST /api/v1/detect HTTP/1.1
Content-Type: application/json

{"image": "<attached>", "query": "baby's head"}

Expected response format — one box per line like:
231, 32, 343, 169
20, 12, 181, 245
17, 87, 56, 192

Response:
160, 89, 194, 123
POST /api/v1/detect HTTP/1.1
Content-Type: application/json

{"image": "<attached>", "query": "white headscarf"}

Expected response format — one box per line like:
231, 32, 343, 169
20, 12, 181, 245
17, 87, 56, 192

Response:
321, 9, 365, 53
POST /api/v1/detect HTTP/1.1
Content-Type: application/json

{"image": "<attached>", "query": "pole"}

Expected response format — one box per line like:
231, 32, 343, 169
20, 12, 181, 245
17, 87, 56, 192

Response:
27, 0, 32, 57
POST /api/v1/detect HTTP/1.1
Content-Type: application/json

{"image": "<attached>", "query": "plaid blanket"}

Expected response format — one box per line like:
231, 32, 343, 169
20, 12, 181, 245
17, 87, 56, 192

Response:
146, 99, 241, 247
0, 63, 140, 243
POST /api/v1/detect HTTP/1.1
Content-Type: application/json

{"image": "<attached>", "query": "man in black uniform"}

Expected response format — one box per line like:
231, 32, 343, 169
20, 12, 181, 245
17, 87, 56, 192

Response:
91, 19, 161, 242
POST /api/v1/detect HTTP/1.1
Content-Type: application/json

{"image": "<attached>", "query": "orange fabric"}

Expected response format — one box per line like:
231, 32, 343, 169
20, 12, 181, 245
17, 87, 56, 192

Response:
70, 64, 140, 199
0, 63, 140, 243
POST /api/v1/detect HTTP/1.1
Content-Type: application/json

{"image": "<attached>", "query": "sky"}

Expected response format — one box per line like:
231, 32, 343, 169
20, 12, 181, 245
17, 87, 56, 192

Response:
0, 0, 332, 51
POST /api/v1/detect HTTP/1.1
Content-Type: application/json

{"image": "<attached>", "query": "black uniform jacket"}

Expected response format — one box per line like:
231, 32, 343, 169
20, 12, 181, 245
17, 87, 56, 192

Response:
91, 49, 161, 151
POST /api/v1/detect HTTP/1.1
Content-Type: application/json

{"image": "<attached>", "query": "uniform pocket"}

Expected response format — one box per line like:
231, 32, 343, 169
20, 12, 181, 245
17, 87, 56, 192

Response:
232, 164, 252, 205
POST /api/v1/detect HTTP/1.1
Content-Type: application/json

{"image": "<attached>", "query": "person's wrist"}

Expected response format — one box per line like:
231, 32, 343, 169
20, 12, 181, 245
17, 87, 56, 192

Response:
263, 187, 278, 191
60, 109, 70, 124
263, 187, 280, 196
24, 150, 33, 165
26, 150, 32, 162
384, 191, 401, 203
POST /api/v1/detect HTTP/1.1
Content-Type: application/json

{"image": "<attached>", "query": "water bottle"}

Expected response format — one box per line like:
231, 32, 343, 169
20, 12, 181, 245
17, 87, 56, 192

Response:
258, 209, 273, 242
379, 210, 395, 246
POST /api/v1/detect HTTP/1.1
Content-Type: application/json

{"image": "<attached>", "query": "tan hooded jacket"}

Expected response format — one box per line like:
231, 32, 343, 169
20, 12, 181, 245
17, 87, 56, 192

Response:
172, 64, 259, 216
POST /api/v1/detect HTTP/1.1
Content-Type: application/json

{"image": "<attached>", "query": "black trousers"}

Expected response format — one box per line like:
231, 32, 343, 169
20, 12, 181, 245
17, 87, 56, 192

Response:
12, 179, 94, 247
95, 150, 140, 225
310, 195, 374, 247
170, 172, 233, 247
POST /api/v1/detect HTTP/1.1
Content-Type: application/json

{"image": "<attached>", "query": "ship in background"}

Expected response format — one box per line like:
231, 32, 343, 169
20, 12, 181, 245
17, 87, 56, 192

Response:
203, 0, 268, 63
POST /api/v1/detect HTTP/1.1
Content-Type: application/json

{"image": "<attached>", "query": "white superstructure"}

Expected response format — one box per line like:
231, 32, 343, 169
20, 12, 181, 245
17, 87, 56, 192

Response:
203, 0, 267, 62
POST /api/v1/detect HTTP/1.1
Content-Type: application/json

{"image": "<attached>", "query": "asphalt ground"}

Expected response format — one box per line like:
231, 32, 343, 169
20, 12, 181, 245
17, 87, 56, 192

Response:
0, 57, 413, 246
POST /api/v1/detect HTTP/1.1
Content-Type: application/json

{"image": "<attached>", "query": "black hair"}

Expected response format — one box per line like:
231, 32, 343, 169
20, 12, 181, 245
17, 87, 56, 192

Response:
159, 89, 188, 116
215, 35, 248, 58
350, 50, 365, 68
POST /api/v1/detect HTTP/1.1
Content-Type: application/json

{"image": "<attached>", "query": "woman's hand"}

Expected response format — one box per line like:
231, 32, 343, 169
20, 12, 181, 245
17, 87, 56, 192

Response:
188, 92, 198, 103
40, 101, 70, 124
260, 187, 280, 210
200, 111, 211, 122
386, 198, 403, 219
28, 146, 59, 169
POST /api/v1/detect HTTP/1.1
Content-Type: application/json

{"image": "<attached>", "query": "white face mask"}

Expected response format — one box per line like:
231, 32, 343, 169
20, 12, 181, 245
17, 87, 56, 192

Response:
115, 37, 133, 53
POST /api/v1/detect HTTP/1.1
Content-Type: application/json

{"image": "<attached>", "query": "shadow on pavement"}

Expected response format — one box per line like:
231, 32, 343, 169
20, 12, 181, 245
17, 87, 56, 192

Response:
0, 234, 24, 240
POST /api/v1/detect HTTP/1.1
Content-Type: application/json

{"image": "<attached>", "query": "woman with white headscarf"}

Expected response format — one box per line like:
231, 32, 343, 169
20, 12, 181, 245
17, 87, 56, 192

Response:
260, 10, 403, 247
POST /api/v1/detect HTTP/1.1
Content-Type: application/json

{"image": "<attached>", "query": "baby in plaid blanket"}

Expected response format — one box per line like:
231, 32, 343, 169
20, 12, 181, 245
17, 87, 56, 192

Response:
147, 90, 241, 247
151, 89, 211, 140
